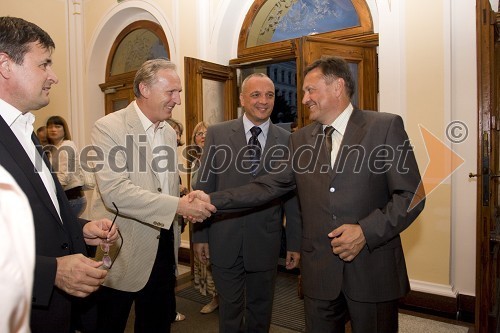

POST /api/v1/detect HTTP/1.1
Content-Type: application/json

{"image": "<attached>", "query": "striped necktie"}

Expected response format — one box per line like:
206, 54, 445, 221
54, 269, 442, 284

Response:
248, 126, 262, 175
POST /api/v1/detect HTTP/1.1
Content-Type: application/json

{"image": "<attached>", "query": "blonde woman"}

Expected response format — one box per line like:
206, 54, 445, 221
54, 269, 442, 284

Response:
190, 121, 219, 314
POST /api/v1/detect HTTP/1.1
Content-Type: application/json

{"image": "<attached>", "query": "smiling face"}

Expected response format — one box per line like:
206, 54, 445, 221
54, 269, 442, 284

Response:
138, 68, 182, 125
302, 67, 343, 125
240, 75, 275, 126
0, 42, 59, 113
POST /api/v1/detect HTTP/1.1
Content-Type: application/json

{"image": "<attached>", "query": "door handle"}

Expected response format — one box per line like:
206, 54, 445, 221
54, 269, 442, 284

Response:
469, 172, 500, 178
491, 234, 500, 244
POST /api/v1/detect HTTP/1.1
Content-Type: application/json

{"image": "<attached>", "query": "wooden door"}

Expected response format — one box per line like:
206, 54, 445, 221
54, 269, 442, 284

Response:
297, 36, 378, 126
183, 57, 237, 271
184, 57, 238, 147
103, 85, 135, 115
476, 0, 500, 332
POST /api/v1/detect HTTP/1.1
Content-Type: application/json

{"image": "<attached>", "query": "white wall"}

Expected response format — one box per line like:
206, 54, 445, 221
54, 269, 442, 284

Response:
450, 0, 477, 296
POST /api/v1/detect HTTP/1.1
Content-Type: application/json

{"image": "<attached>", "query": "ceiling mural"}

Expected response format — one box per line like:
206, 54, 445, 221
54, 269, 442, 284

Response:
252, 0, 359, 45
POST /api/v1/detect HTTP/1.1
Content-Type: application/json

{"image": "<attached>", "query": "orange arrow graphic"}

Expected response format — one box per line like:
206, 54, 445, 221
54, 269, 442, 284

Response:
409, 124, 465, 211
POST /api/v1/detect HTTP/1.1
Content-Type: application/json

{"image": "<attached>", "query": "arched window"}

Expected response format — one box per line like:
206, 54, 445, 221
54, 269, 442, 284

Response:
231, 0, 378, 127
99, 21, 170, 114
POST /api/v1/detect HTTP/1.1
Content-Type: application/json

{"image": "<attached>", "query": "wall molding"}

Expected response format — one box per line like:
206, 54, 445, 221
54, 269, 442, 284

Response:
404, 279, 475, 322
410, 279, 457, 298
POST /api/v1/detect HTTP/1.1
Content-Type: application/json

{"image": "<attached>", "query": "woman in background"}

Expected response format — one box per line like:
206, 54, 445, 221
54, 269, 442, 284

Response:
190, 121, 219, 314
46, 115, 86, 217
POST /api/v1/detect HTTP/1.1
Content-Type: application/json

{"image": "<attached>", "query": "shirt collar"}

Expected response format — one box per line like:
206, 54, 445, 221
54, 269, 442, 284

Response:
0, 98, 35, 129
133, 100, 166, 132
324, 103, 353, 136
243, 113, 270, 139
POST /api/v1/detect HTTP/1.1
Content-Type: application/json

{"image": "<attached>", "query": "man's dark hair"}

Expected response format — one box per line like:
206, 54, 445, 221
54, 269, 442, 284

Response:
0, 16, 55, 65
304, 56, 356, 99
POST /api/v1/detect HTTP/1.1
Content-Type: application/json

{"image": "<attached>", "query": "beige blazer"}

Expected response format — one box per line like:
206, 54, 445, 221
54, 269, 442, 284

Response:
89, 103, 180, 292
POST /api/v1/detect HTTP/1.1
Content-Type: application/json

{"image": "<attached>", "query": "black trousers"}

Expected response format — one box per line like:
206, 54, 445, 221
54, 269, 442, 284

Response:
211, 256, 277, 333
96, 228, 176, 333
304, 292, 399, 333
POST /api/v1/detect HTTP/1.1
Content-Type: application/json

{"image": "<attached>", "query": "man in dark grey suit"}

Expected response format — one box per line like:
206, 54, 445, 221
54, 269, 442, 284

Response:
192, 57, 425, 332
192, 73, 302, 332
0, 16, 117, 333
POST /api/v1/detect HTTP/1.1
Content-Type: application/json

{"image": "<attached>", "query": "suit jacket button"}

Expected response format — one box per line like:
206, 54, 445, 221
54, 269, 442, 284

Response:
332, 214, 337, 220
329, 187, 335, 193
157, 188, 162, 192
61, 243, 69, 249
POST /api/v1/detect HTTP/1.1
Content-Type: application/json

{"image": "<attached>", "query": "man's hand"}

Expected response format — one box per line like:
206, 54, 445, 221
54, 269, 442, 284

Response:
193, 242, 210, 265
55, 254, 107, 298
83, 218, 119, 246
328, 224, 366, 262
285, 251, 300, 269
187, 190, 211, 204
177, 194, 216, 223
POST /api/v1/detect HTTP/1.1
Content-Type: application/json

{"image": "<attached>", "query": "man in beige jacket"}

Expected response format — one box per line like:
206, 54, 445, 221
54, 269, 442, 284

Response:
89, 59, 215, 333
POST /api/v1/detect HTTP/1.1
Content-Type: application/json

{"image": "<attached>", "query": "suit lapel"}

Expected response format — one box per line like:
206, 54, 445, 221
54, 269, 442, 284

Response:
228, 118, 247, 150
331, 109, 367, 182
307, 122, 332, 178
259, 123, 280, 174
0, 116, 63, 224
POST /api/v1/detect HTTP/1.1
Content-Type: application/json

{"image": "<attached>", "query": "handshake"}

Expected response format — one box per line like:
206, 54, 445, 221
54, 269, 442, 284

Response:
176, 190, 215, 223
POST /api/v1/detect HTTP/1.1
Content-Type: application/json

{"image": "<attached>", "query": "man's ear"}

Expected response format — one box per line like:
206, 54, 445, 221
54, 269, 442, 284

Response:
139, 82, 149, 98
0, 53, 12, 79
335, 78, 346, 97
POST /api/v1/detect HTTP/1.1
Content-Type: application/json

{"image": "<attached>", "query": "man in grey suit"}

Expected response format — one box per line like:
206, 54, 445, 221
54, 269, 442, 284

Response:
89, 59, 216, 333
192, 57, 425, 332
192, 73, 302, 332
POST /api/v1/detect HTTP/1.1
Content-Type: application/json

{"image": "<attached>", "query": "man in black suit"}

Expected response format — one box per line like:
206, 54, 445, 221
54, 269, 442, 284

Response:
192, 57, 425, 332
0, 16, 117, 333
192, 73, 302, 332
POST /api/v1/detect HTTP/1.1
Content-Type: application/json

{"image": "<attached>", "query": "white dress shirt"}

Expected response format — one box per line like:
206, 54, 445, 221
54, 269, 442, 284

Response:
0, 98, 61, 219
0, 165, 35, 333
324, 103, 354, 167
134, 101, 170, 195
243, 113, 270, 150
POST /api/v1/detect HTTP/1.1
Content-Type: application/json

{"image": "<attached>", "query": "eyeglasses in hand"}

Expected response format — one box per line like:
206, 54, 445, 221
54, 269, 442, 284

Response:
101, 202, 123, 269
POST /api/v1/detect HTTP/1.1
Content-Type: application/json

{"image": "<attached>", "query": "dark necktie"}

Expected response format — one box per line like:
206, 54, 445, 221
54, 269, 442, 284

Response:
324, 126, 335, 166
248, 126, 262, 174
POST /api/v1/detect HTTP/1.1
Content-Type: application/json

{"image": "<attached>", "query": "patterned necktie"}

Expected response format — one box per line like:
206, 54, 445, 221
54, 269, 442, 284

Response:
324, 126, 335, 167
248, 126, 262, 174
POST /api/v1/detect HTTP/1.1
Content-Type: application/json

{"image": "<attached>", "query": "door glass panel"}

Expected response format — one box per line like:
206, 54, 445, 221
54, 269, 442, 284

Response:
110, 29, 169, 75
112, 99, 129, 112
348, 62, 359, 107
247, 0, 359, 47
240, 60, 297, 131
202, 79, 225, 125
